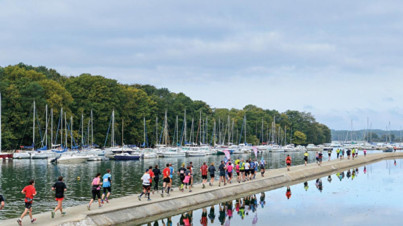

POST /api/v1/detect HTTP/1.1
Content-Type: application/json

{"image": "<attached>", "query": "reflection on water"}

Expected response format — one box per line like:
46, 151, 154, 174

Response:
135, 159, 403, 226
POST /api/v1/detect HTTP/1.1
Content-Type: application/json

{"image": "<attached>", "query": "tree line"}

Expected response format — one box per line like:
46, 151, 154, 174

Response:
0, 63, 331, 150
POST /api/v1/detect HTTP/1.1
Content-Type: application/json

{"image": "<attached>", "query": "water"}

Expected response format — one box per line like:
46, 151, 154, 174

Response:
0, 150, 383, 220
135, 159, 403, 226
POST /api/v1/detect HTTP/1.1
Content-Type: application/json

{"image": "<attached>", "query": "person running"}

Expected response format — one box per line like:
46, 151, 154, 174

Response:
188, 162, 194, 188
152, 165, 161, 193
318, 151, 323, 166
236, 161, 241, 182
352, 149, 355, 160
178, 163, 186, 191
148, 166, 155, 194
347, 149, 351, 160
218, 160, 226, 187
101, 169, 112, 204
364, 149, 367, 157
315, 151, 319, 164
227, 162, 233, 184
169, 163, 174, 191
304, 151, 309, 166
208, 162, 216, 186
254, 159, 259, 179
51, 176, 67, 218
260, 158, 266, 177
336, 149, 340, 159
88, 173, 102, 210
249, 160, 255, 180
0, 193, 4, 210
139, 169, 151, 201
184, 166, 192, 192
17, 179, 37, 226
285, 155, 292, 171
240, 159, 245, 182
328, 149, 332, 161
244, 160, 250, 181
161, 164, 170, 197
200, 162, 208, 188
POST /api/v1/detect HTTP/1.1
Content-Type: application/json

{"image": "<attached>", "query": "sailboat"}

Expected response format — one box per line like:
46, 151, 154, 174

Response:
0, 93, 13, 159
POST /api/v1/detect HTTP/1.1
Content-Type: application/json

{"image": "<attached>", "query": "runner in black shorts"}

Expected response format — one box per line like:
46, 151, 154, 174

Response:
208, 163, 216, 186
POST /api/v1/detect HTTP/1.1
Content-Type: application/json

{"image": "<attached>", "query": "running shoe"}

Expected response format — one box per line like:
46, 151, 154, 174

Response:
51, 211, 55, 218
101, 200, 104, 204
31, 218, 37, 223
87, 205, 91, 211
138, 195, 141, 201
105, 198, 109, 203
161, 193, 164, 197
148, 198, 151, 201
189, 190, 192, 192
61, 212, 66, 216
17, 219, 22, 226
202, 184, 205, 189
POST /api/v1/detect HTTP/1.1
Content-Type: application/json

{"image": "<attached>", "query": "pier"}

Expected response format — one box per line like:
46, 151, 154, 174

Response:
2, 152, 403, 226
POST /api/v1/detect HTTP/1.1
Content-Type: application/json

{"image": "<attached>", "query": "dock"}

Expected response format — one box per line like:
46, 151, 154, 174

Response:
2, 152, 403, 226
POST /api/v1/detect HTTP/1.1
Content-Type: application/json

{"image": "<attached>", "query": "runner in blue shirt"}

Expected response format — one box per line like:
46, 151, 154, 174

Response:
101, 169, 112, 204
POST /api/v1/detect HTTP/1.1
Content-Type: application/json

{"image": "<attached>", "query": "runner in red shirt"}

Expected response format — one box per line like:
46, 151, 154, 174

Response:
200, 162, 208, 189
161, 164, 171, 197
17, 179, 37, 226
148, 166, 155, 194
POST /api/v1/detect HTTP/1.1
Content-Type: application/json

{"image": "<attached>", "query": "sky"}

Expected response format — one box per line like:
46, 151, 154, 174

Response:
1, 0, 403, 130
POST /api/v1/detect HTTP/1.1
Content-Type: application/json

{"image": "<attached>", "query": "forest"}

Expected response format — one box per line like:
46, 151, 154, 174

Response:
0, 63, 331, 150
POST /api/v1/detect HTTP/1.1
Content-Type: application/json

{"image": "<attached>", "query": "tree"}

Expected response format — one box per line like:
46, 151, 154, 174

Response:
293, 131, 307, 145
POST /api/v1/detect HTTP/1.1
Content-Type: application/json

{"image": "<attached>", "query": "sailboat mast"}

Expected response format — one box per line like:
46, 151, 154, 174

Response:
176, 115, 179, 146
0, 93, 2, 152
81, 112, 84, 147
213, 119, 216, 145
45, 104, 48, 148
33, 100, 35, 150
122, 118, 124, 146
71, 116, 73, 149
227, 116, 230, 145
244, 115, 246, 144
64, 112, 67, 149
199, 111, 202, 145
111, 110, 115, 147
155, 117, 158, 146
60, 108, 63, 148
164, 110, 168, 146
50, 108, 53, 149
206, 116, 208, 145
184, 109, 187, 144
91, 109, 94, 147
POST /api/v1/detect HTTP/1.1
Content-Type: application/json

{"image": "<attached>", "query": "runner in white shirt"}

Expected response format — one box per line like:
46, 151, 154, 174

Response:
139, 170, 151, 201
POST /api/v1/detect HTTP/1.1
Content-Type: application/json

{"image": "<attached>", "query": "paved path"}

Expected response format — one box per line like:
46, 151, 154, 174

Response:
2, 152, 402, 226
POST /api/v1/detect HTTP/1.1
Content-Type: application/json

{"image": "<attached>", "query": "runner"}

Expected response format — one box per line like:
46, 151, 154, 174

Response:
148, 166, 155, 194
51, 176, 67, 218
152, 165, 161, 193
169, 163, 174, 191
88, 173, 102, 210
101, 169, 112, 204
200, 208, 208, 226
260, 158, 266, 177
347, 149, 351, 160
244, 160, 250, 181
161, 164, 170, 197
17, 179, 37, 226
351, 149, 355, 160
188, 162, 194, 188
318, 151, 323, 166
249, 160, 255, 180
364, 149, 367, 157
0, 193, 4, 210
200, 162, 208, 188
178, 163, 186, 191
184, 166, 192, 192
235, 160, 241, 182
304, 151, 309, 166
208, 205, 216, 223
240, 159, 245, 182
254, 159, 259, 179
285, 155, 292, 171
336, 149, 340, 159
138, 169, 151, 201
218, 160, 226, 187
227, 162, 233, 184
315, 151, 319, 164
208, 162, 216, 186
328, 149, 332, 161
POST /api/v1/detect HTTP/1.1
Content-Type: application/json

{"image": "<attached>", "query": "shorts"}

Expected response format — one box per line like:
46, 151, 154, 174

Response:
236, 172, 240, 176
180, 175, 185, 183
251, 169, 255, 174
202, 175, 207, 180
260, 165, 265, 170
319, 158, 322, 162
143, 185, 151, 190
304, 157, 308, 161
228, 172, 232, 178
25, 202, 32, 209
219, 172, 225, 177
210, 174, 215, 178
55, 197, 64, 201
103, 187, 112, 194
163, 177, 170, 183
240, 169, 245, 173
92, 190, 101, 200
286, 163, 291, 166
0, 195, 4, 202
245, 170, 249, 176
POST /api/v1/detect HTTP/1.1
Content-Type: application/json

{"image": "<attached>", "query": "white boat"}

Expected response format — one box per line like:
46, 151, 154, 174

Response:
162, 148, 186, 157
32, 150, 58, 159
306, 144, 321, 151
49, 153, 90, 164
141, 148, 158, 159
13, 151, 33, 159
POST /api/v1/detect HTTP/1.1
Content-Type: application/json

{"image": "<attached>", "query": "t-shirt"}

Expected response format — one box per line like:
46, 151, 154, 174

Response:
148, 169, 155, 183
178, 167, 186, 175
227, 165, 233, 172
141, 173, 151, 185
102, 173, 112, 187
163, 168, 170, 178
219, 163, 226, 172
245, 163, 250, 170
250, 162, 255, 169
208, 165, 216, 174
169, 166, 174, 178
200, 165, 208, 175
92, 177, 101, 190
53, 181, 67, 198
22, 185, 36, 203
153, 168, 161, 178
236, 164, 240, 172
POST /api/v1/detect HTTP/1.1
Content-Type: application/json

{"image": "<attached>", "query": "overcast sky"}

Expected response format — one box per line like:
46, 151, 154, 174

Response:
1, 0, 403, 130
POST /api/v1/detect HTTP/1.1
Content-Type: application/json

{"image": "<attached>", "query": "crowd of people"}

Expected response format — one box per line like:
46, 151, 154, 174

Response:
6, 148, 374, 225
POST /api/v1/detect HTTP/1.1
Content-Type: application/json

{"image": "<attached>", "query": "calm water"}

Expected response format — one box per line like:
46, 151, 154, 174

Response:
135, 159, 403, 226
0, 150, 382, 220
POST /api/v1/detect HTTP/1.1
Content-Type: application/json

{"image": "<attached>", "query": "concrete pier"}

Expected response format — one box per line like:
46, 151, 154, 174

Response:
2, 152, 403, 226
